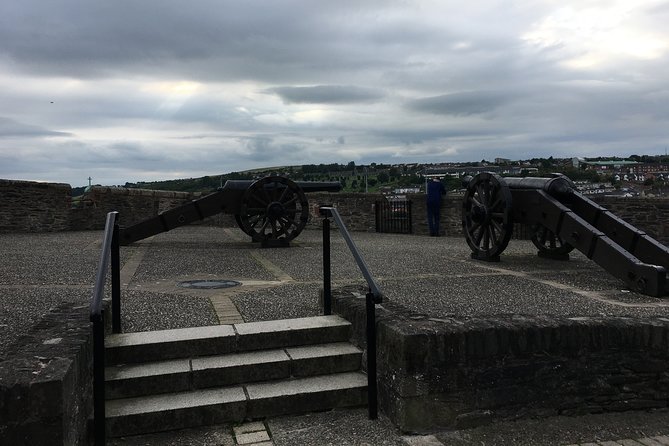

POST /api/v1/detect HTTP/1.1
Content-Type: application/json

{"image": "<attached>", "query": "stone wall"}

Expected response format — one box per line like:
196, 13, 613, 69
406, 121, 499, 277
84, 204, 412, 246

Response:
593, 196, 669, 244
2, 180, 669, 245
333, 289, 669, 432
69, 186, 205, 230
0, 179, 71, 232
0, 301, 106, 445
309, 192, 669, 244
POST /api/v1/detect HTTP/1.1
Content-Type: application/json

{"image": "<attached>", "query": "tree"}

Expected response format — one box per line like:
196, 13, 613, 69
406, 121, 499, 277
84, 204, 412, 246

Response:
389, 167, 400, 179
377, 172, 390, 183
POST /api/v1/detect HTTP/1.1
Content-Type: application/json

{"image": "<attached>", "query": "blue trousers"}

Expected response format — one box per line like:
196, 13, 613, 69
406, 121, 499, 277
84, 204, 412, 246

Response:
427, 203, 440, 236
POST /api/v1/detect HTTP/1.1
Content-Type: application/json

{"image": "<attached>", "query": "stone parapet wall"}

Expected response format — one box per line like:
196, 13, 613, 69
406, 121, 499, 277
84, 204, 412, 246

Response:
70, 186, 203, 230
309, 192, 669, 244
0, 179, 71, 232
593, 196, 669, 244
0, 301, 103, 445
333, 289, 669, 432
1, 180, 669, 245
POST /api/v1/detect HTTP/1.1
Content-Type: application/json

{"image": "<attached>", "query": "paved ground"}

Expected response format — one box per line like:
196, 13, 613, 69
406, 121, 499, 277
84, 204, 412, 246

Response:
2, 226, 669, 445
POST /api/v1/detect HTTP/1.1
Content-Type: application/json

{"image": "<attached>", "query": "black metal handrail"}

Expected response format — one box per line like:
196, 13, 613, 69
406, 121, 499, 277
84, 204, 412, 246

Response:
89, 211, 121, 445
320, 206, 382, 420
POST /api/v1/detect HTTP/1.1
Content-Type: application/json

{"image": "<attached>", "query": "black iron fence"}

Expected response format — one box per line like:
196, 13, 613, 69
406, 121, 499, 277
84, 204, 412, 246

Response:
375, 199, 412, 234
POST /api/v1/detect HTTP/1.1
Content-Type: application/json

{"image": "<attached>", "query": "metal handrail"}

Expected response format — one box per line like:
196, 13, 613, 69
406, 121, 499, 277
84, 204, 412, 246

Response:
89, 211, 119, 320
320, 206, 382, 420
89, 211, 121, 445
321, 207, 384, 301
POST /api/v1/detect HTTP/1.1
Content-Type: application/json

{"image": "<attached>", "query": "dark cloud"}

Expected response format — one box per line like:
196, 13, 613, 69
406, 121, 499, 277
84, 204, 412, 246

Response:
238, 136, 307, 163
0, 117, 71, 138
408, 91, 516, 116
267, 86, 385, 104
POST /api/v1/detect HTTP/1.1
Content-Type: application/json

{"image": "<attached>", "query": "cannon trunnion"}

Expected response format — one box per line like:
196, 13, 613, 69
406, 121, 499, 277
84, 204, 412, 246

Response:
462, 172, 669, 297
120, 176, 341, 247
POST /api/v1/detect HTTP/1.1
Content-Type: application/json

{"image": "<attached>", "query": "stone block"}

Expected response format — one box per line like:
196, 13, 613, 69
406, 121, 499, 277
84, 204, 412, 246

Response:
234, 316, 351, 351
245, 372, 367, 418
106, 387, 247, 437
192, 350, 291, 388
105, 325, 236, 364
286, 342, 362, 377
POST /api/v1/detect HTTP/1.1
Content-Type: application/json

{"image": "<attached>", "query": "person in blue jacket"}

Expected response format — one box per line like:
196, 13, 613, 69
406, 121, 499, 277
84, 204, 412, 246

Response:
426, 177, 446, 236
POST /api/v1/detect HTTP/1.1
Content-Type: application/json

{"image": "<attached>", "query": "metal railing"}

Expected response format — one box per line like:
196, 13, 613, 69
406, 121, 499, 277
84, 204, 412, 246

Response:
89, 211, 121, 445
375, 199, 413, 234
320, 206, 383, 420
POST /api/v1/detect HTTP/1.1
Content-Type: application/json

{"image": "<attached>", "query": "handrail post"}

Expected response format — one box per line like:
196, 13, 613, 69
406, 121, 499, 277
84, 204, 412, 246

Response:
111, 221, 121, 333
366, 291, 378, 420
92, 312, 106, 444
320, 206, 382, 421
321, 207, 332, 316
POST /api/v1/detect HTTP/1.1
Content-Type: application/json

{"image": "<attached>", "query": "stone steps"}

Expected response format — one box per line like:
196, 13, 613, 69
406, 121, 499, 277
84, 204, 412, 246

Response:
104, 316, 368, 438
105, 315, 352, 364
105, 342, 363, 399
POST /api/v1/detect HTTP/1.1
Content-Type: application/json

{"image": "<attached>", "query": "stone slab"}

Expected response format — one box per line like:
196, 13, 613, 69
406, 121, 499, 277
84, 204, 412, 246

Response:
106, 359, 191, 399
234, 316, 351, 351
286, 342, 362, 376
192, 349, 290, 388
106, 386, 247, 437
246, 372, 367, 418
106, 325, 236, 364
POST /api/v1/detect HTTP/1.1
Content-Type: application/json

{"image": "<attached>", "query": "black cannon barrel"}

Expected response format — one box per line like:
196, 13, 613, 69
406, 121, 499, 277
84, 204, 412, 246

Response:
503, 176, 574, 198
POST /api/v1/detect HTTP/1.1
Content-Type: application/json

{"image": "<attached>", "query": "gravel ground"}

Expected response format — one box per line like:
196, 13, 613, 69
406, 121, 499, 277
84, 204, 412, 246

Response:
0, 231, 101, 285
131, 227, 276, 284
4, 228, 669, 445
0, 286, 90, 360
233, 282, 324, 322
435, 410, 669, 445
119, 290, 219, 332
268, 408, 408, 446
107, 424, 234, 446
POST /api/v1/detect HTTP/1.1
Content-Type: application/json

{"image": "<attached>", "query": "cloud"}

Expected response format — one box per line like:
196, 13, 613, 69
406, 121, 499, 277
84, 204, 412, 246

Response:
0, 117, 72, 138
408, 91, 517, 116
0, 0, 667, 186
267, 85, 385, 104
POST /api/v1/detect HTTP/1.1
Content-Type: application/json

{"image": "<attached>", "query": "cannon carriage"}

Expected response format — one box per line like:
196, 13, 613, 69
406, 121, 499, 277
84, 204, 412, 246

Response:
120, 176, 341, 247
462, 172, 669, 297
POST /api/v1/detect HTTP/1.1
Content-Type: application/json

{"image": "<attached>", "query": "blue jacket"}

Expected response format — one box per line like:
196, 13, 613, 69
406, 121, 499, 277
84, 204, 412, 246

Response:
427, 180, 446, 205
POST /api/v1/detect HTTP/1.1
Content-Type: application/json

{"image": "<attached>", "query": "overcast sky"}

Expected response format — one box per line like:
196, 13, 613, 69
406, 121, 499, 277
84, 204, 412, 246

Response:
1, 0, 668, 186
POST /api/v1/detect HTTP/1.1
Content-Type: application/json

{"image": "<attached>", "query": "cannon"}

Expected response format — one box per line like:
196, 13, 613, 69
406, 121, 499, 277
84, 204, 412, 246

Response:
461, 172, 669, 297
120, 176, 341, 247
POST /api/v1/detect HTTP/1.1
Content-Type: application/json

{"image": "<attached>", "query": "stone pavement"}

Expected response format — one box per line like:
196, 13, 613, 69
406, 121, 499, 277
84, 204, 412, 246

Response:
2, 226, 669, 444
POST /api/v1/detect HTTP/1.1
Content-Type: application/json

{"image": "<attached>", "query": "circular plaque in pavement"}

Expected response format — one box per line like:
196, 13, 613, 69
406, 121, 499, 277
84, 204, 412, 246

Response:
177, 279, 241, 289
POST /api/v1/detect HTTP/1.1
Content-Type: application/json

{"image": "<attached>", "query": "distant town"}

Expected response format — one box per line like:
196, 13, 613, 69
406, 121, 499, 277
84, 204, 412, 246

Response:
78, 154, 669, 198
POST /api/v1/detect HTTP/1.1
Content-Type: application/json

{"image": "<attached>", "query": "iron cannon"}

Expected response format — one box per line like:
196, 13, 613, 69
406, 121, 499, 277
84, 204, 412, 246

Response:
120, 176, 341, 247
461, 172, 669, 297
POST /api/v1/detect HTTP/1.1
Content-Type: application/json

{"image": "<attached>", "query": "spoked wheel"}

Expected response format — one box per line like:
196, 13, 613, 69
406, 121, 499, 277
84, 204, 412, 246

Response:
531, 224, 574, 259
462, 172, 514, 261
238, 176, 309, 243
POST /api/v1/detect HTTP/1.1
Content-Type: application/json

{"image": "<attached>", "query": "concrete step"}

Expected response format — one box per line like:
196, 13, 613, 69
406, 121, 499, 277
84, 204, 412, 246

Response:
106, 343, 363, 399
105, 316, 352, 364
106, 372, 368, 438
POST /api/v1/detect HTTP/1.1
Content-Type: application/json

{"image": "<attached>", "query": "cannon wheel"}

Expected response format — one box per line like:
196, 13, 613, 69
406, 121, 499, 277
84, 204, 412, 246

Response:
531, 224, 574, 259
462, 172, 514, 261
238, 176, 309, 243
